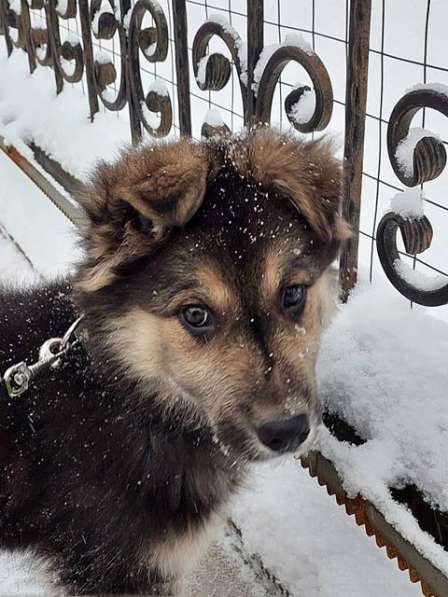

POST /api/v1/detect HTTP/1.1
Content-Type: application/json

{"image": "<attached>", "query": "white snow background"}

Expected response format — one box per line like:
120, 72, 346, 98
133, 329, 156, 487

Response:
2, 0, 448, 595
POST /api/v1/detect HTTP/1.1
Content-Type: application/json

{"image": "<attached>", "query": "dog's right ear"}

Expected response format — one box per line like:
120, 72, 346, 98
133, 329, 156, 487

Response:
76, 140, 211, 292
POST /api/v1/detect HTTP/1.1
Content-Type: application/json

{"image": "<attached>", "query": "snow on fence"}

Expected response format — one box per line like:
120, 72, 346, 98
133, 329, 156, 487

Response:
2, 1, 448, 595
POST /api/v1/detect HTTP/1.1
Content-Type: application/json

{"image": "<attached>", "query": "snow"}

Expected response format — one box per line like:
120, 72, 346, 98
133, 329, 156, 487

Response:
0, 551, 58, 596
61, 31, 80, 46
253, 34, 314, 95
0, 49, 131, 180
94, 49, 112, 64
8, 0, 21, 15
206, 13, 247, 86
0, 150, 81, 278
318, 280, 448, 574
389, 187, 425, 219
394, 259, 448, 291
232, 457, 420, 597
143, 41, 157, 58
0, 225, 36, 284
147, 78, 169, 97
56, 0, 68, 14
395, 127, 441, 177
196, 55, 209, 87
204, 108, 224, 126
407, 82, 448, 97
287, 85, 316, 125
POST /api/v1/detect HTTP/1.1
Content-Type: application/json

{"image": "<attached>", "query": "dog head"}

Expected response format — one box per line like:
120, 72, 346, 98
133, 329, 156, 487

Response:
75, 128, 349, 462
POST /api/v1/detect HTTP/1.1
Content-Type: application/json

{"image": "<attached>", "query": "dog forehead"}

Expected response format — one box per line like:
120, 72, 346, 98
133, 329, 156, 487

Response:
187, 171, 311, 255
166, 177, 319, 301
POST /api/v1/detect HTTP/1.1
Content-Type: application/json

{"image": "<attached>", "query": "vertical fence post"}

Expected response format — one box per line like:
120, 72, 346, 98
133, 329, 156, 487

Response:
47, 0, 64, 93
0, 0, 13, 56
245, 0, 263, 125
339, 0, 372, 299
172, 0, 191, 136
20, 0, 36, 73
78, 0, 99, 121
120, 0, 142, 144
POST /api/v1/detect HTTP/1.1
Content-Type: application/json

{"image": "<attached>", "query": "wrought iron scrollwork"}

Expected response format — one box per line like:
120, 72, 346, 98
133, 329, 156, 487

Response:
52, 0, 84, 83
90, 0, 126, 110
192, 19, 333, 138
376, 86, 448, 306
7, 0, 27, 50
128, 0, 171, 137
192, 17, 244, 138
254, 43, 333, 134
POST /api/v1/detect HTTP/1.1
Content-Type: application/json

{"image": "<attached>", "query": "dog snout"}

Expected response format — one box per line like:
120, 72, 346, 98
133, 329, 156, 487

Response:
256, 414, 310, 453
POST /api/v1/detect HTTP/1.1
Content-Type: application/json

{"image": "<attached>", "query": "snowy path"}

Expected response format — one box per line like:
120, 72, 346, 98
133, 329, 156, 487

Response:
0, 151, 423, 596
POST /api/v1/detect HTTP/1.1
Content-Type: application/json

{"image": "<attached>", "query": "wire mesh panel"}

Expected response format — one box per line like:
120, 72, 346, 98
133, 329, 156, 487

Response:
1, 0, 448, 312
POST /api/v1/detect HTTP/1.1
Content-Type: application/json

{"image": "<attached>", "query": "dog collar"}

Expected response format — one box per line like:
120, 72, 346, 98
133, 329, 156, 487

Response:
0, 315, 85, 401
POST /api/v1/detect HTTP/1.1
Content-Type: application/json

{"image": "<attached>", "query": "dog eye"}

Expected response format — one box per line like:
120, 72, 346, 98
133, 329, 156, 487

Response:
281, 285, 306, 314
180, 305, 214, 337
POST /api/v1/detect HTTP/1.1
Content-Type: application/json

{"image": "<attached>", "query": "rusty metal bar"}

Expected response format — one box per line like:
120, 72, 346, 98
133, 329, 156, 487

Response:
339, 0, 372, 299
0, 136, 85, 228
172, 0, 191, 136
302, 451, 448, 597
78, 0, 99, 120
245, 0, 263, 125
0, 0, 13, 56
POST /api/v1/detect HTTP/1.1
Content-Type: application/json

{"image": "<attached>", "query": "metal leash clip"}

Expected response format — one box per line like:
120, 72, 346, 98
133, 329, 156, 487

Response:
1, 316, 84, 399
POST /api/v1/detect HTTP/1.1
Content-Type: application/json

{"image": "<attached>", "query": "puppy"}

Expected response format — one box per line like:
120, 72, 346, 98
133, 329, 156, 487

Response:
0, 128, 349, 595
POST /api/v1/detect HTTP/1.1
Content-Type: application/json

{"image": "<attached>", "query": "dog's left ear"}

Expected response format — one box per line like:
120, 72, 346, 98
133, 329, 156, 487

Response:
233, 129, 351, 244
76, 140, 210, 292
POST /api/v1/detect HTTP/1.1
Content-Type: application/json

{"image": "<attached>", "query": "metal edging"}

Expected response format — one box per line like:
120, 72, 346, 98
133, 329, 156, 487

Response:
0, 137, 85, 229
301, 451, 448, 597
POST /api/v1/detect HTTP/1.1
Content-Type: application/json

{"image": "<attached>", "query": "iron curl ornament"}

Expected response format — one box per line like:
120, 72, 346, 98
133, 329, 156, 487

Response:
192, 16, 243, 138
376, 85, 448, 306
254, 39, 333, 134
192, 18, 332, 138
6, 0, 27, 51
128, 0, 172, 137
90, 0, 127, 111
51, 0, 84, 84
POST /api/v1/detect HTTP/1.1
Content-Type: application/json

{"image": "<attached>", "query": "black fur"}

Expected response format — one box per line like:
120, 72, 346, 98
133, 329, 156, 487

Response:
0, 282, 238, 594
0, 132, 344, 594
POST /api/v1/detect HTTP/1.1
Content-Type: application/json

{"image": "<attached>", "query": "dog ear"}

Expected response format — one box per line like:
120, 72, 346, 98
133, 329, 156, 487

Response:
232, 129, 351, 243
76, 140, 210, 292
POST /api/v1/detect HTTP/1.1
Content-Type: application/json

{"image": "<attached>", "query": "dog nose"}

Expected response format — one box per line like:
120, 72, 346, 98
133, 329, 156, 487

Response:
257, 414, 310, 452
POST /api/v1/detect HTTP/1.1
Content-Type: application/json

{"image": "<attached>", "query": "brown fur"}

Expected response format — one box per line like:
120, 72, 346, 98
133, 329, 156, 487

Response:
0, 128, 349, 595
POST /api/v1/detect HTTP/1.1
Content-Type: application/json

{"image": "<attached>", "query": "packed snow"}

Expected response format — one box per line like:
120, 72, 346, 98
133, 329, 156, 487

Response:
205, 14, 248, 86
394, 259, 448, 292
389, 188, 425, 219
287, 85, 316, 125
395, 127, 441, 178
0, 51, 131, 180
253, 34, 315, 95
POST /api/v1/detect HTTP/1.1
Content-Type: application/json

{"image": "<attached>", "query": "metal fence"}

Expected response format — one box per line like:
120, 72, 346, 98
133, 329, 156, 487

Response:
1, 0, 448, 307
